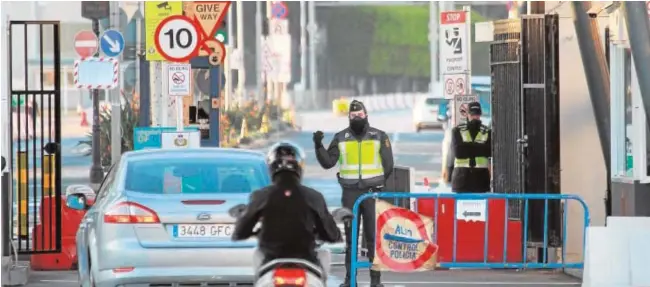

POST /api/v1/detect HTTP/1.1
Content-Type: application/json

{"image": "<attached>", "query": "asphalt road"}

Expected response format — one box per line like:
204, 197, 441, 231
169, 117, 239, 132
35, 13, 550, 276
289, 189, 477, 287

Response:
25, 268, 580, 287
18, 108, 582, 286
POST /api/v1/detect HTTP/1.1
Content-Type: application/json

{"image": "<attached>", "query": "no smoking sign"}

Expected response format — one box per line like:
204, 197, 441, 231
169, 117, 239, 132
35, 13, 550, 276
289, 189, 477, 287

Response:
167, 63, 192, 96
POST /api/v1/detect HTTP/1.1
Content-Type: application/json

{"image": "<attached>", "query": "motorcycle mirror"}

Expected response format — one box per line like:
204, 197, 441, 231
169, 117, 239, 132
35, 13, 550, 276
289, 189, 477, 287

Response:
332, 208, 353, 224
228, 204, 248, 218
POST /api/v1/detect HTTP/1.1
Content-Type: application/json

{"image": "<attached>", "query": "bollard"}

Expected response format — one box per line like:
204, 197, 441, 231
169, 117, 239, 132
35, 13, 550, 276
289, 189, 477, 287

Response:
17, 151, 28, 239
239, 118, 249, 139
259, 114, 270, 134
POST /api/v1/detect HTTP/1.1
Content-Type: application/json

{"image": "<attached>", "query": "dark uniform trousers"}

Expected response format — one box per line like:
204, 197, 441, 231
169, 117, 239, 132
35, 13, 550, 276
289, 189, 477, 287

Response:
341, 187, 379, 278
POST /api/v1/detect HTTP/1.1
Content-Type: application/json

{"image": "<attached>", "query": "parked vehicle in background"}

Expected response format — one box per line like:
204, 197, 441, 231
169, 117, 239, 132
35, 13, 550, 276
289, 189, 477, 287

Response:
413, 96, 449, 132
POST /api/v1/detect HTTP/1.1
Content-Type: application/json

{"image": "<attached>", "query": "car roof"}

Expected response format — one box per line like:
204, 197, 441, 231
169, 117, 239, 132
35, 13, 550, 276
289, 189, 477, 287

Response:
122, 148, 266, 163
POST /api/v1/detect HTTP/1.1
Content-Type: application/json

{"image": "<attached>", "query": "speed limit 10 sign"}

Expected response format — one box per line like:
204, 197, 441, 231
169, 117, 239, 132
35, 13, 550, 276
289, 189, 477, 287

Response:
154, 15, 200, 62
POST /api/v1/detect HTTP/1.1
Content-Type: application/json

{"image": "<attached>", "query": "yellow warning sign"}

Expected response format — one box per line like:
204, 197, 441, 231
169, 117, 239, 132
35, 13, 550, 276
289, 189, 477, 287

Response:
145, 1, 183, 61
186, 1, 231, 56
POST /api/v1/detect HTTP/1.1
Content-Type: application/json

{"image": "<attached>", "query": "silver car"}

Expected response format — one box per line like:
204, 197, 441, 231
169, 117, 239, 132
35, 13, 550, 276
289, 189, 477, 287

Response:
67, 148, 271, 287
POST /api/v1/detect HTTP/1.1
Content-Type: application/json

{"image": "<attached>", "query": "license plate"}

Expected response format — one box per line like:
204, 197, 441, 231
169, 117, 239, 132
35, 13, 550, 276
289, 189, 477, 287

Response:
173, 224, 234, 238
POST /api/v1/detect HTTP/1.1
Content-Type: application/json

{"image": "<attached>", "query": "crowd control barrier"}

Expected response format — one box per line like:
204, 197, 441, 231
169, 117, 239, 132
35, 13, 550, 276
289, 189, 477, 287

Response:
349, 192, 590, 287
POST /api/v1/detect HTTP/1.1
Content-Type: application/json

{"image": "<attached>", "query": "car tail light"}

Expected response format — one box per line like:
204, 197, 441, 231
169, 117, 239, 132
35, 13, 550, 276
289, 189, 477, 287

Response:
273, 268, 306, 287
112, 267, 135, 273
103, 202, 160, 224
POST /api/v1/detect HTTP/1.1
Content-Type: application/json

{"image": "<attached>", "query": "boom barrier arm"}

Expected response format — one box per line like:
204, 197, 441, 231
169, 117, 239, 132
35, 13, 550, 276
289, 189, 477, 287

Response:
349, 192, 591, 287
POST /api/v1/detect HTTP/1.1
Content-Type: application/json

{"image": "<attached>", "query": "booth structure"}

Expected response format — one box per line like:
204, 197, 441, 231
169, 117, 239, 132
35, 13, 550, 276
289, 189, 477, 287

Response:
608, 8, 650, 216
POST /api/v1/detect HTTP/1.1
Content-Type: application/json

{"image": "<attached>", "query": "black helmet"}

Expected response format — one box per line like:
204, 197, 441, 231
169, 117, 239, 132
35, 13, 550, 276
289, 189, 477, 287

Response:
266, 141, 306, 179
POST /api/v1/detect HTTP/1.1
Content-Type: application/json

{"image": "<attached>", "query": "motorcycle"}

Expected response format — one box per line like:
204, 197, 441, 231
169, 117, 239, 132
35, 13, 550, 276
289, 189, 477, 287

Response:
228, 204, 353, 287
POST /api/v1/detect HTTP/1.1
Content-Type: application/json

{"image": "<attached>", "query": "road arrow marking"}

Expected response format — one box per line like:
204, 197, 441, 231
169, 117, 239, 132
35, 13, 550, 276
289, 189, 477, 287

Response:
103, 35, 121, 53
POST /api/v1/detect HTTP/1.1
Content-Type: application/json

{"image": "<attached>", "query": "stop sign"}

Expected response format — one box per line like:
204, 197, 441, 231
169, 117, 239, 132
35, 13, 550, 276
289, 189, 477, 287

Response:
74, 30, 98, 58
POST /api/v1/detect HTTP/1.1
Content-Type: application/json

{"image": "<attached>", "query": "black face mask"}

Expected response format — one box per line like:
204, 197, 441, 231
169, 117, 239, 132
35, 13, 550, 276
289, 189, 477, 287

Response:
468, 118, 482, 128
349, 117, 368, 134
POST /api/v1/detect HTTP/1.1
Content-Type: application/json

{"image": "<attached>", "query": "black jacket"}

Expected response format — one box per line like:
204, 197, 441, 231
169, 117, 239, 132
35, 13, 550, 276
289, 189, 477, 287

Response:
315, 125, 394, 189
231, 176, 342, 263
449, 122, 492, 192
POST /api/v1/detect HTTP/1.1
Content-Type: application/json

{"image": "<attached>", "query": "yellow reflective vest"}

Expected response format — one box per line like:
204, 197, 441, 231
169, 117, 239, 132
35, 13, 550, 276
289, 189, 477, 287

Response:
454, 124, 490, 169
336, 129, 385, 187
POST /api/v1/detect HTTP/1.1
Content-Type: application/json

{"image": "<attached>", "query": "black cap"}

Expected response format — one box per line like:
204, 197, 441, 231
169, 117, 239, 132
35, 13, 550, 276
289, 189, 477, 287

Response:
467, 101, 482, 116
349, 100, 366, 113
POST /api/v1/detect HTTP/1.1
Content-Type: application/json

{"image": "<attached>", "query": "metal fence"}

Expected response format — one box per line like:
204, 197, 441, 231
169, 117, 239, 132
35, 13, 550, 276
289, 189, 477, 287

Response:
347, 192, 590, 287
8, 21, 63, 254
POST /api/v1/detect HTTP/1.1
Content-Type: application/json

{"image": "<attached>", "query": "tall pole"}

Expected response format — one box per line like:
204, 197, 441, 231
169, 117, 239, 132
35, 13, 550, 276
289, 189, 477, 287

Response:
110, 1, 122, 165
236, 0, 245, 103
429, 1, 438, 95
226, 5, 234, 110
300, 1, 307, 90
135, 2, 142, 111
307, 1, 317, 103
266, 0, 273, 103
255, 1, 264, 103
89, 19, 104, 186
2, 10, 11, 260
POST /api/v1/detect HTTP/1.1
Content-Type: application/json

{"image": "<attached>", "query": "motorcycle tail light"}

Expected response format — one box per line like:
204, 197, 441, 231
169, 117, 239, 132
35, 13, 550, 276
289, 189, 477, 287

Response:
273, 268, 306, 287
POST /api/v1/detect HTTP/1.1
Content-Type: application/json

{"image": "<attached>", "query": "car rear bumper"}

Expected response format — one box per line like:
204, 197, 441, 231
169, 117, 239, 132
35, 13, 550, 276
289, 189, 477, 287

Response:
95, 266, 255, 287
416, 121, 445, 129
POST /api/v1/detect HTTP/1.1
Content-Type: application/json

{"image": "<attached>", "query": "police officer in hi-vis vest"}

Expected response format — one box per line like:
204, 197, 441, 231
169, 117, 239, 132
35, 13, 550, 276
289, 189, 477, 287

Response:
450, 101, 492, 193
313, 100, 394, 287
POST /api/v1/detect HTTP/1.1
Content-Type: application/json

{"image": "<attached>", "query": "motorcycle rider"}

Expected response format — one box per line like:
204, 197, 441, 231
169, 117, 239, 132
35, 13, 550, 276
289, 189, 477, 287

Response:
313, 100, 394, 287
232, 141, 343, 271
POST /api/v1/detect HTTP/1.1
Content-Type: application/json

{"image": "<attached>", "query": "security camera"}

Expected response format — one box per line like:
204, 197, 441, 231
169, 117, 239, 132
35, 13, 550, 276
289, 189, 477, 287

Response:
586, 2, 620, 18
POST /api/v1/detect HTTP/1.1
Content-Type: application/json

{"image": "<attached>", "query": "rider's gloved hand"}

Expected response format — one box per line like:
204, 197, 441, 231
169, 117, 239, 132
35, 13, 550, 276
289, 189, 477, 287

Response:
313, 131, 324, 147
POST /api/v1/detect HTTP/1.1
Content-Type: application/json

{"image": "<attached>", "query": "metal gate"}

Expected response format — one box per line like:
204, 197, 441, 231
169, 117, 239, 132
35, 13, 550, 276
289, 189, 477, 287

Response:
8, 21, 62, 254
490, 15, 562, 259
490, 19, 523, 216
520, 15, 561, 247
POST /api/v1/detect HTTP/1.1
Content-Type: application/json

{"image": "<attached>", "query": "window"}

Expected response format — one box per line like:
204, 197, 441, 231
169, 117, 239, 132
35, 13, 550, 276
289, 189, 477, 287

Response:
124, 158, 268, 194
624, 48, 633, 176
425, 98, 447, 106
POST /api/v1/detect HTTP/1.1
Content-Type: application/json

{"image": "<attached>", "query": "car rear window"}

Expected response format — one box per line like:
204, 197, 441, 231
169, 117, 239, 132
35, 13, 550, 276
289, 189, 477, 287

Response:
124, 158, 269, 194
425, 98, 447, 106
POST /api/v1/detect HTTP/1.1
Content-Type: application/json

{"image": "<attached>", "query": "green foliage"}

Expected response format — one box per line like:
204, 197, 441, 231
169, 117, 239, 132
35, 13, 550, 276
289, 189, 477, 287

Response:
325, 6, 491, 77
77, 95, 140, 167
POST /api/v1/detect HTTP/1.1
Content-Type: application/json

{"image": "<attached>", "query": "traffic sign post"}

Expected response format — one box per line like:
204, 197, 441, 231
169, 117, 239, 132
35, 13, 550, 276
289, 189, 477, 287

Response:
154, 15, 201, 62
167, 63, 192, 132
100, 29, 125, 57
440, 8, 472, 125
167, 64, 192, 96
145, 1, 183, 61
74, 31, 99, 58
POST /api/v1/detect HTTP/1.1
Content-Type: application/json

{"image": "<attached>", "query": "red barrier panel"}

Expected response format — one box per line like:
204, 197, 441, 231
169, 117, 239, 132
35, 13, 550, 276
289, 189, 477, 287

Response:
31, 195, 94, 270
416, 198, 523, 264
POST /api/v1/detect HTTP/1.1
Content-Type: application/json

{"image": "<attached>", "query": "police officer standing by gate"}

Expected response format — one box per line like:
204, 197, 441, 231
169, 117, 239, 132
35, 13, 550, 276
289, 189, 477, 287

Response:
313, 100, 394, 287
450, 101, 492, 193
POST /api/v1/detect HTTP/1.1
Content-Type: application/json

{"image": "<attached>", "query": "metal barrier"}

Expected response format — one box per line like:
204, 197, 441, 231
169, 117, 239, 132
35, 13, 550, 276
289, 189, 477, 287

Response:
349, 192, 590, 287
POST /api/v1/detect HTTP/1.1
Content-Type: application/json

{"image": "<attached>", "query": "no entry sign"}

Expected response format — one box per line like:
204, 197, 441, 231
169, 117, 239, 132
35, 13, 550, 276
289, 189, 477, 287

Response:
74, 30, 99, 58
167, 63, 192, 96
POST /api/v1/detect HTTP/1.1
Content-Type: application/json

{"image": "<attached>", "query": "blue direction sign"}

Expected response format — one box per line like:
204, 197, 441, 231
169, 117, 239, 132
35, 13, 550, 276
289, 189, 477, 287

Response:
100, 29, 125, 57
